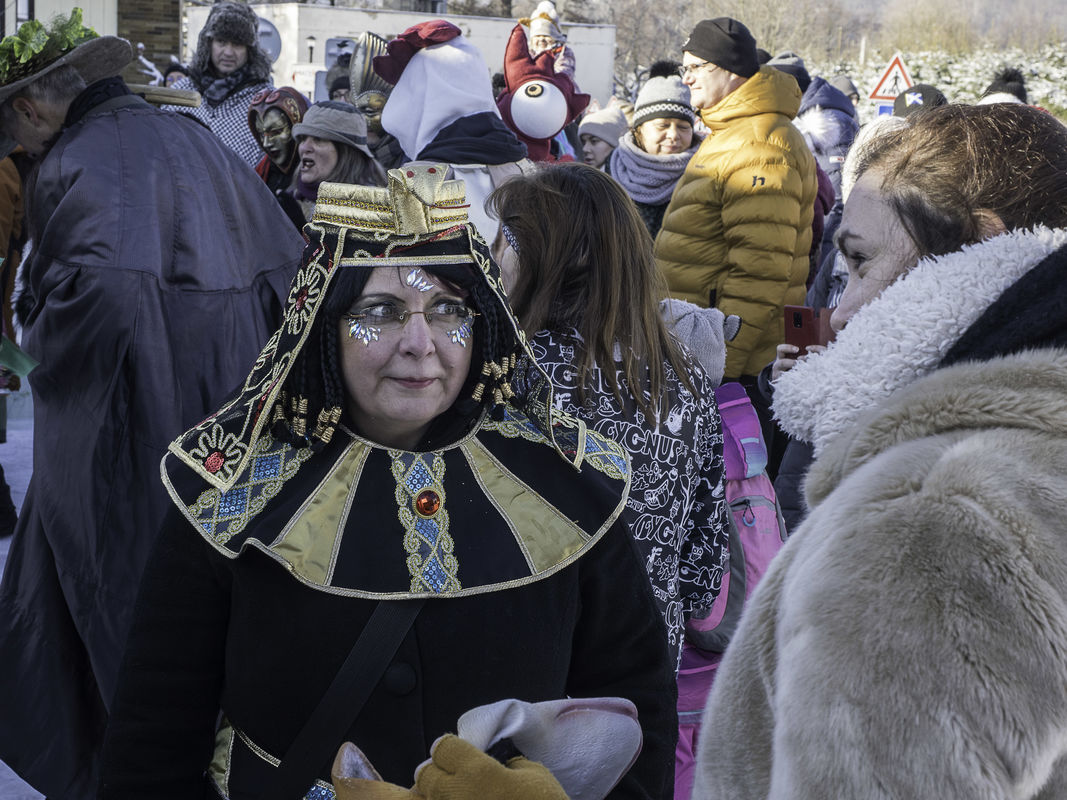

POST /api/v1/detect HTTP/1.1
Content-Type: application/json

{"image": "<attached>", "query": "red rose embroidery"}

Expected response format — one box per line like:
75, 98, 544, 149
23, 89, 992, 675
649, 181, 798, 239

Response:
204, 452, 225, 473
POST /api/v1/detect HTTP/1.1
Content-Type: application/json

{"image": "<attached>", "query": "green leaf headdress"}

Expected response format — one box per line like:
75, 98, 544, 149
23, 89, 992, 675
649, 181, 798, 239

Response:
0, 8, 132, 106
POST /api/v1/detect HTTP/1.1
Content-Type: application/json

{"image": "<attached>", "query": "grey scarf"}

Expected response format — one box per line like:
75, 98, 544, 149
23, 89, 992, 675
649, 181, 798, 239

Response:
609, 131, 699, 205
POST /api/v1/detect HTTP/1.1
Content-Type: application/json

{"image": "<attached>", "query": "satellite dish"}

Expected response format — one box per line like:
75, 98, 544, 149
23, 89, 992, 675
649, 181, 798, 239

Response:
257, 17, 282, 64
325, 38, 356, 70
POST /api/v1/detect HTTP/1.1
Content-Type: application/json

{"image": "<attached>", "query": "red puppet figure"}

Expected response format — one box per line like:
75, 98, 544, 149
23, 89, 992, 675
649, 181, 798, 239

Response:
496, 24, 589, 163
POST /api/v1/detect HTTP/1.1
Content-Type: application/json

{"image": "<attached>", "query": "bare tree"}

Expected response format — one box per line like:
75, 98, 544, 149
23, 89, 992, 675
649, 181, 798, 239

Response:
606, 0, 691, 96
599, 0, 856, 98
443, 0, 1067, 99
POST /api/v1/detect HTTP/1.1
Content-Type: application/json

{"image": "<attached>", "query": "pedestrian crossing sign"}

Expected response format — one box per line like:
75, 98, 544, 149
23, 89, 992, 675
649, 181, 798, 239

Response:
869, 53, 913, 101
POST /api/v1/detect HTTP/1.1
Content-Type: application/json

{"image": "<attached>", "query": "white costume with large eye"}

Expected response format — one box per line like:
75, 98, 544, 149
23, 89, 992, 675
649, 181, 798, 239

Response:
509, 80, 568, 140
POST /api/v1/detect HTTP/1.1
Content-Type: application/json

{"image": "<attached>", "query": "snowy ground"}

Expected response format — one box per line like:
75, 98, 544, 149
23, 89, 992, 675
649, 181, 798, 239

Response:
0, 393, 45, 800
812, 45, 1067, 121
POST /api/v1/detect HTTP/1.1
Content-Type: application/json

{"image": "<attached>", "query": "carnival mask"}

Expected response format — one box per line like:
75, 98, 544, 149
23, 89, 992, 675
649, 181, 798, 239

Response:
254, 108, 295, 168
355, 90, 387, 140
248, 87, 309, 174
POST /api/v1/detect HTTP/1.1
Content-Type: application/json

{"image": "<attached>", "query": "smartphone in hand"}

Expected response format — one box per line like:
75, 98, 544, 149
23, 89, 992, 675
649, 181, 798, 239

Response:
784, 305, 836, 352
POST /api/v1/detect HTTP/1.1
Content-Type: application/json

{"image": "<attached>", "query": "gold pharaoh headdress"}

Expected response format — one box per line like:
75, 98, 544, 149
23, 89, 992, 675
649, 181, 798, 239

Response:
167, 165, 580, 492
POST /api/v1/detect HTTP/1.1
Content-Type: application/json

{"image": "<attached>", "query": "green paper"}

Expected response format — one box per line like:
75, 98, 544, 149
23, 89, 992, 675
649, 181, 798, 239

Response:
0, 335, 37, 378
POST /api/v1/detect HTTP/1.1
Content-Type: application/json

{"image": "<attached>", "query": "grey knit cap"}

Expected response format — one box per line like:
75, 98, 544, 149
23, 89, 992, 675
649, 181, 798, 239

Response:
829, 74, 859, 99
633, 75, 695, 128
767, 51, 810, 93
292, 101, 374, 159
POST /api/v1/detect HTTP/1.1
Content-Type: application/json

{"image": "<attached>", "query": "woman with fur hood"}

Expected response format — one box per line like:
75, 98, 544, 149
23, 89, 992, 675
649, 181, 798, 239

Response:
793, 76, 858, 203
163, 3, 273, 167
694, 103, 1067, 798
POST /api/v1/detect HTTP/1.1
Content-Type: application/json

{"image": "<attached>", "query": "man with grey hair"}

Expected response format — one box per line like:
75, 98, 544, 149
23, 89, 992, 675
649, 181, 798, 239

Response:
0, 13, 302, 799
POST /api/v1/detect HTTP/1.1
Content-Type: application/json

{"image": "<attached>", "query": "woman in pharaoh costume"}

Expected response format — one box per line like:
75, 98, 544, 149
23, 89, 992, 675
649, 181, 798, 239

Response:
99, 166, 677, 800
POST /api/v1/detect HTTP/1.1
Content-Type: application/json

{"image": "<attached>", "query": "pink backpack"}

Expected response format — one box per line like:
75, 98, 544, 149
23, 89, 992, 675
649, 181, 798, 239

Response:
674, 382, 788, 799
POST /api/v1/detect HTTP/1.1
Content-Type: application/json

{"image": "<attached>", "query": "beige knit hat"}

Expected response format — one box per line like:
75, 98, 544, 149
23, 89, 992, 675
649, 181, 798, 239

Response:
525, 1, 566, 43
578, 106, 628, 145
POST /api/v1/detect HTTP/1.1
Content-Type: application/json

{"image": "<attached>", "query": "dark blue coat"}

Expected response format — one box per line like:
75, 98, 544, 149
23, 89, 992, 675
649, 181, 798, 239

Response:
0, 88, 303, 799
796, 77, 859, 201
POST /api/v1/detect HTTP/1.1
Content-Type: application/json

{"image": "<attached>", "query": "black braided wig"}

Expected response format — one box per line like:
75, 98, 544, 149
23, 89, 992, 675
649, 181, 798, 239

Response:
272, 261, 518, 452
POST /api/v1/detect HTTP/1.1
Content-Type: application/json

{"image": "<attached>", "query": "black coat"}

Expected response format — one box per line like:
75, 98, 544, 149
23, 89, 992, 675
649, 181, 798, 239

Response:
99, 419, 679, 799
0, 89, 303, 799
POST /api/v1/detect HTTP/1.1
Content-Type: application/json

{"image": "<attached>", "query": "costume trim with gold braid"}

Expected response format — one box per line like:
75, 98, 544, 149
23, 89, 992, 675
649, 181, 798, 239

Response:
165, 165, 577, 496
160, 409, 631, 600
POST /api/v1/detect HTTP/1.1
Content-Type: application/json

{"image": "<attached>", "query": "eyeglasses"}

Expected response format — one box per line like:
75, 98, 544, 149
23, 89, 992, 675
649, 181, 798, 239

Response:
678, 62, 713, 79
344, 302, 479, 346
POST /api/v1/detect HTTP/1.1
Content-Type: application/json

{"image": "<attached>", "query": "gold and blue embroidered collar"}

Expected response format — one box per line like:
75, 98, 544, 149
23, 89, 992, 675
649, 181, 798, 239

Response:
164, 408, 630, 600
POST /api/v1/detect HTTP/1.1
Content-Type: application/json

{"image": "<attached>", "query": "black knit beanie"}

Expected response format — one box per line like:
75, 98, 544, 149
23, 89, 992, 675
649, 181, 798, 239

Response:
893, 83, 947, 117
681, 18, 759, 79
982, 67, 1027, 104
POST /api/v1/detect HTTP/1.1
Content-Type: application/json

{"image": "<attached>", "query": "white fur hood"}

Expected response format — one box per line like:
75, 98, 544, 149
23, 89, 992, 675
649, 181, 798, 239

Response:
772, 226, 1067, 456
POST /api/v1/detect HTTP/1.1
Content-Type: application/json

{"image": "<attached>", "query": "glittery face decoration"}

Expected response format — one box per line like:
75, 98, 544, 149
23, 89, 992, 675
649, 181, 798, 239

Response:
447, 318, 474, 347
347, 318, 381, 346
406, 268, 434, 293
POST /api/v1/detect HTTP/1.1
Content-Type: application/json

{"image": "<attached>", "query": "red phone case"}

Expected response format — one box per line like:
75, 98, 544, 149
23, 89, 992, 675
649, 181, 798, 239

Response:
784, 305, 836, 351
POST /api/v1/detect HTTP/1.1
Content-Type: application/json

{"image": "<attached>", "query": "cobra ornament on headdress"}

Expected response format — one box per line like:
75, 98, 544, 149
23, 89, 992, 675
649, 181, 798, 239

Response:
167, 165, 580, 492
496, 24, 589, 163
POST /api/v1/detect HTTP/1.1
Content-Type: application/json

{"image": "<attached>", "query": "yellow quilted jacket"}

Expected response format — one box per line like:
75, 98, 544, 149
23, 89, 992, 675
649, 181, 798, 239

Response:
654, 67, 817, 379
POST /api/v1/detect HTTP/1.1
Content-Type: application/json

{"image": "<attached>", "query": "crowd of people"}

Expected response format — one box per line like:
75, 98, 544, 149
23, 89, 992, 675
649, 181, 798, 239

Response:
0, 3, 1065, 800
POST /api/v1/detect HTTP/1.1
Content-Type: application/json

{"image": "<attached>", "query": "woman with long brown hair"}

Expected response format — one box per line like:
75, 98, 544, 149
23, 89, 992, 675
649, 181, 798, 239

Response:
490, 162, 730, 672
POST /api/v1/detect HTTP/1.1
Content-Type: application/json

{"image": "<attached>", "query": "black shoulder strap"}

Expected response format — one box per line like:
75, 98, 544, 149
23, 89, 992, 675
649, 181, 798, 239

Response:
263, 598, 426, 800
